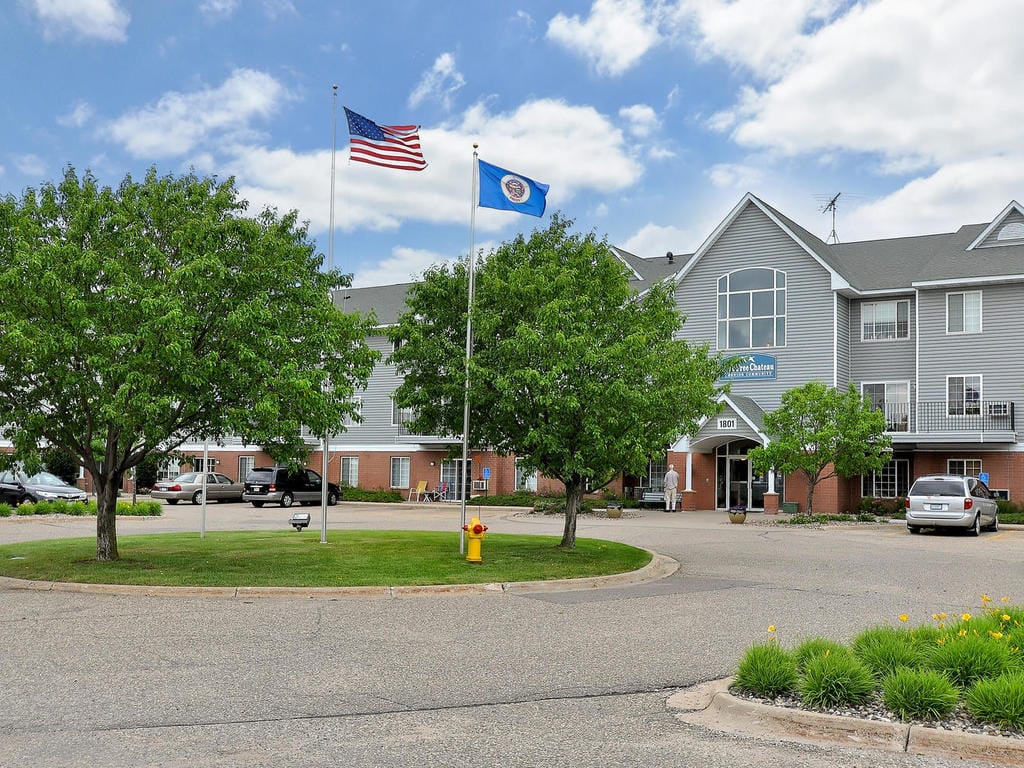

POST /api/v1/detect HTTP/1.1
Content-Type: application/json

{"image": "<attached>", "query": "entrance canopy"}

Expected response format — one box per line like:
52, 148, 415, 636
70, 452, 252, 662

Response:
682, 394, 769, 453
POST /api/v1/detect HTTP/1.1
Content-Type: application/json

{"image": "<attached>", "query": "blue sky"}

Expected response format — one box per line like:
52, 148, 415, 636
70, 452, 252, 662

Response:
3, 1, 1022, 286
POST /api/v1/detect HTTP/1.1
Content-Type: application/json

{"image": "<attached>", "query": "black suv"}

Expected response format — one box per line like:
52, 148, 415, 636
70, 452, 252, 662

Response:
242, 466, 340, 508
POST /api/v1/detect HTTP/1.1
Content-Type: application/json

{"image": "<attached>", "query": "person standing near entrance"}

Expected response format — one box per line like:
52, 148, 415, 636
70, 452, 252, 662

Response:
664, 464, 679, 512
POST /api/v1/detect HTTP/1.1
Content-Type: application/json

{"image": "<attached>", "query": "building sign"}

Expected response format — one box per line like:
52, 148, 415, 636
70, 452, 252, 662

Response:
718, 418, 737, 430
723, 353, 777, 381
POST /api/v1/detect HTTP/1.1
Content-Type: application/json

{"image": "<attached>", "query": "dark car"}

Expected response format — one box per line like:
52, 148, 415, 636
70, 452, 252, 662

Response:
0, 470, 88, 505
242, 466, 340, 508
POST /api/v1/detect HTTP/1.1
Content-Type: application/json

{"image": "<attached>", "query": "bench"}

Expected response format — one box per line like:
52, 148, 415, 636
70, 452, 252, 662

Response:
639, 490, 665, 507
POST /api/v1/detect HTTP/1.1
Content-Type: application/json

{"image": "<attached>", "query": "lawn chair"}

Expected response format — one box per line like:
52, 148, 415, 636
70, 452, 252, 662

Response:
408, 480, 428, 502
427, 481, 448, 502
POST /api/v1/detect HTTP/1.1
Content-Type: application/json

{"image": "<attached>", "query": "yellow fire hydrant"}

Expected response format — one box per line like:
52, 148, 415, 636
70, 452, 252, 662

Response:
463, 516, 488, 564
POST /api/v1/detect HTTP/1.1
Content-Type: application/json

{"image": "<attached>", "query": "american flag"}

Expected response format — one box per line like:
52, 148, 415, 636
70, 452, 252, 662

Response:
344, 107, 427, 171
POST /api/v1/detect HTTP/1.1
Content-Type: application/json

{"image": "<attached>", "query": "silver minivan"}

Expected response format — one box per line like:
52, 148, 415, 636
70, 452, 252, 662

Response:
905, 474, 999, 536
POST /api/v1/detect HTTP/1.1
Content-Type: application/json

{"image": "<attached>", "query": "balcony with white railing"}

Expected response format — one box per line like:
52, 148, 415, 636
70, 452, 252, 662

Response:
879, 401, 1016, 443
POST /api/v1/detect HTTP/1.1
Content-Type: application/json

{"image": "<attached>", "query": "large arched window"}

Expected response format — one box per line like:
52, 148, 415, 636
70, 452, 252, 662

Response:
717, 268, 786, 350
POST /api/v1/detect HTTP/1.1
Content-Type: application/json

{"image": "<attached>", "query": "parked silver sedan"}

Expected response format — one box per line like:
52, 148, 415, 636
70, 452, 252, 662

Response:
151, 472, 245, 505
905, 474, 998, 536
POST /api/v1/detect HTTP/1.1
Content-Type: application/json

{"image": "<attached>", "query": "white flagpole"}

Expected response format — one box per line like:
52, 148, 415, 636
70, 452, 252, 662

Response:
459, 144, 479, 554
322, 84, 338, 545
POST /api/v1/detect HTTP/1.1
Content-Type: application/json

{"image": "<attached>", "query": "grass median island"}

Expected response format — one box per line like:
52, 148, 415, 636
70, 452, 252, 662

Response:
0, 530, 651, 587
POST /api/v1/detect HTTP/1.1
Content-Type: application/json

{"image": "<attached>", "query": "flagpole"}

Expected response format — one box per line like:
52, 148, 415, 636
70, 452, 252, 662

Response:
322, 83, 338, 545
459, 144, 479, 554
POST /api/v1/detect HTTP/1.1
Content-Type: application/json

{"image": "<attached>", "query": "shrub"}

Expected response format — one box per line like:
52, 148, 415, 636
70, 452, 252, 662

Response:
733, 642, 798, 698
0, 503, 11, 517
882, 668, 960, 721
852, 626, 923, 679
115, 500, 162, 516
799, 652, 876, 709
967, 672, 1024, 729
927, 634, 1013, 688
468, 492, 540, 507
792, 637, 849, 672
338, 487, 404, 503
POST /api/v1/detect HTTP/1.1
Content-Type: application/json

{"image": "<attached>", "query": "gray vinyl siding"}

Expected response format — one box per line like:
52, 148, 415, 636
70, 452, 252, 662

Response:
850, 295, 916, 398
836, 295, 850, 386
333, 334, 401, 444
976, 209, 1024, 248
675, 202, 835, 411
916, 283, 1024, 403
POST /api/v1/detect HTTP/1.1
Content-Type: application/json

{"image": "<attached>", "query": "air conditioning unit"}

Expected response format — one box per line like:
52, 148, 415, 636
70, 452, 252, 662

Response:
987, 402, 1009, 417
472, 479, 488, 491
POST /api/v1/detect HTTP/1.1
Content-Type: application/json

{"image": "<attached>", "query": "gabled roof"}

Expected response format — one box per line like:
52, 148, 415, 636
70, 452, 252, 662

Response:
334, 282, 413, 327
966, 200, 1024, 250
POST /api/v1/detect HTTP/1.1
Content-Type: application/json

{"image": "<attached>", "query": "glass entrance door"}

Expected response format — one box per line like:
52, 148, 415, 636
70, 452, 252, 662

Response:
728, 457, 749, 510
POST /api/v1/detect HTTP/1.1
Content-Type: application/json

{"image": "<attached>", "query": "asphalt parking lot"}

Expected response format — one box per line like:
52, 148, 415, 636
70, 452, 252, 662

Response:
3, 502, 1023, 767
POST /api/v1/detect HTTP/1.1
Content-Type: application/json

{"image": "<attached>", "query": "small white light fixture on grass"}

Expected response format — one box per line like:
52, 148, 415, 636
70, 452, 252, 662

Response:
289, 512, 311, 531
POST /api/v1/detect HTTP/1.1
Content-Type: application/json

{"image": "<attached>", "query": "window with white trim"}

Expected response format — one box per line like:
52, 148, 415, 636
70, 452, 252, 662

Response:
192, 457, 216, 472
861, 300, 909, 341
390, 456, 410, 489
391, 396, 413, 427
948, 458, 982, 477
343, 396, 363, 426
340, 456, 359, 487
861, 459, 910, 498
717, 268, 786, 350
861, 382, 910, 431
947, 375, 982, 416
514, 459, 538, 492
946, 291, 982, 334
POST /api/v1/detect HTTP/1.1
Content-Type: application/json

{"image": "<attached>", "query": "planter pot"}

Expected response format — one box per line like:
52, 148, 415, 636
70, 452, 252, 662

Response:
606, 506, 622, 519
728, 511, 747, 524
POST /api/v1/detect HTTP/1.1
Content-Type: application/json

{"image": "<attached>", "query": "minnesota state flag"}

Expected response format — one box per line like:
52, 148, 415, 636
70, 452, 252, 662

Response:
477, 159, 549, 217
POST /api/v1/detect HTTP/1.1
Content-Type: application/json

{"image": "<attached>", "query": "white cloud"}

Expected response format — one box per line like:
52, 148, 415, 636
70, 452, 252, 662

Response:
621, 221, 696, 259
108, 68, 287, 158
223, 98, 643, 237
12, 153, 47, 179
619, 104, 659, 138
408, 52, 465, 111
29, 0, 129, 42
351, 246, 455, 288
198, 0, 239, 20
707, 162, 764, 190
57, 100, 95, 128
547, 0, 662, 76
261, 0, 297, 20
846, 154, 1024, 240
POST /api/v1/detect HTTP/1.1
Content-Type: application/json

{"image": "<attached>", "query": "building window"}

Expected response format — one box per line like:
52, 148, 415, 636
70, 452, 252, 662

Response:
947, 375, 982, 415
946, 291, 982, 334
646, 456, 668, 491
192, 457, 216, 472
862, 382, 910, 431
340, 456, 359, 487
948, 458, 982, 477
862, 300, 909, 341
238, 455, 254, 482
391, 397, 413, 427
390, 457, 410, 489
157, 458, 179, 482
717, 268, 786, 350
515, 459, 538, 492
861, 459, 910, 498
344, 396, 363, 426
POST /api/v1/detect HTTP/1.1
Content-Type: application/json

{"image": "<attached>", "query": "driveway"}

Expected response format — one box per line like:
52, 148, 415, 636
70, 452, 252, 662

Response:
2, 504, 1022, 767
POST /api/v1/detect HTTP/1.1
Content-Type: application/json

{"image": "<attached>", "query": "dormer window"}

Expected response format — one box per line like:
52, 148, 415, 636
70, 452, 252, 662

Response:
717, 268, 786, 350
996, 222, 1024, 241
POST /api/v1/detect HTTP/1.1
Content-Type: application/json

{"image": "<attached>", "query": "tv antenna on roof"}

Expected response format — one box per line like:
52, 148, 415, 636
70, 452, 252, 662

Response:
821, 193, 841, 244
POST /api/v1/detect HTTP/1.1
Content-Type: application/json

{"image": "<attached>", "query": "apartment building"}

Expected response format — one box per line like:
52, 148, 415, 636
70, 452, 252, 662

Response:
130, 193, 1024, 512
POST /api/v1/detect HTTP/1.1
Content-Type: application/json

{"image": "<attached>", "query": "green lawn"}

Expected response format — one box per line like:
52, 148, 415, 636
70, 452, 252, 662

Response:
0, 530, 651, 587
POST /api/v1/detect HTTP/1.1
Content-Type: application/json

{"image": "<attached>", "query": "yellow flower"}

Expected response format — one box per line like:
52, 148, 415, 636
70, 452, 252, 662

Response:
990, 631, 1004, 639
937, 637, 946, 645
958, 629, 968, 637
1002, 614, 1011, 622
767, 625, 776, 633
1002, 596, 1010, 604
962, 613, 972, 622
981, 594, 992, 604
932, 613, 941, 621
899, 614, 909, 623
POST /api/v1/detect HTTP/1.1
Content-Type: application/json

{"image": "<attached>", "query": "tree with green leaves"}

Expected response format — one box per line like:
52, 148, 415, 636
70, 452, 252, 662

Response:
749, 381, 891, 514
0, 167, 379, 560
389, 214, 729, 548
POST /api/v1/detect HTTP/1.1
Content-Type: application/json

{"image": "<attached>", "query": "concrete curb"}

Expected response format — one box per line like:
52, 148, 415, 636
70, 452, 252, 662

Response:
0, 549, 677, 600
668, 677, 1024, 765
